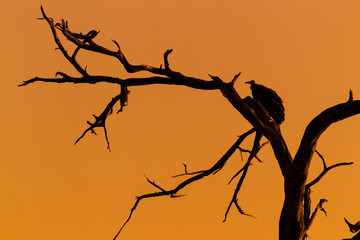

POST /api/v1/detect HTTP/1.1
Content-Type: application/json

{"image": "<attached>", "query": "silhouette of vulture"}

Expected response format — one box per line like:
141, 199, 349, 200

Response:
345, 218, 360, 233
245, 80, 285, 124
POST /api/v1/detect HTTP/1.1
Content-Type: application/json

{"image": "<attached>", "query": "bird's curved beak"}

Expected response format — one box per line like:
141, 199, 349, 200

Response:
245, 81, 251, 84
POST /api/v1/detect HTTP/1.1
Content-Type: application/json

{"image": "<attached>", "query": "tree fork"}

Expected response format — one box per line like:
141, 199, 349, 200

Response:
21, 7, 360, 240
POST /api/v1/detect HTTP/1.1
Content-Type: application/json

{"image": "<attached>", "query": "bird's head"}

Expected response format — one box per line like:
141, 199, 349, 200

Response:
245, 80, 256, 85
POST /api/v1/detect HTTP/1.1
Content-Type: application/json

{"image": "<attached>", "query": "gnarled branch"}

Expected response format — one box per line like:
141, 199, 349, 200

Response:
24, 7, 294, 180
112, 128, 256, 240
294, 100, 360, 175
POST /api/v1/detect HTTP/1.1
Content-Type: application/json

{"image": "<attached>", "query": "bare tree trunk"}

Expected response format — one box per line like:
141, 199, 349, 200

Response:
21, 7, 360, 240
351, 232, 360, 240
279, 176, 306, 240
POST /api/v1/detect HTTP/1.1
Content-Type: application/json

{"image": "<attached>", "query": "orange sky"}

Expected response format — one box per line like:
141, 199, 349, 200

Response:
2, 0, 360, 239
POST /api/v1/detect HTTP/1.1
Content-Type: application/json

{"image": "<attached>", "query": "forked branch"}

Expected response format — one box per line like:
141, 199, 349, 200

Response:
112, 128, 256, 240
21, 7, 360, 240
74, 93, 123, 150
303, 150, 353, 236
223, 131, 263, 222
22, 7, 294, 171
306, 150, 353, 188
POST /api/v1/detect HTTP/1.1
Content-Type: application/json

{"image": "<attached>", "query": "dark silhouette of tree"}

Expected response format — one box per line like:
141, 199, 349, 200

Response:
20, 7, 360, 240
344, 218, 360, 240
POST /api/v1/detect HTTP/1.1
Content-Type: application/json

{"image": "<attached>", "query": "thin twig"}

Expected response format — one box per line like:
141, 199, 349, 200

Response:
223, 132, 262, 222
144, 175, 166, 192
172, 163, 205, 178
39, 6, 89, 76
307, 150, 353, 188
113, 128, 256, 239
230, 72, 241, 85
164, 49, 173, 70
74, 94, 122, 150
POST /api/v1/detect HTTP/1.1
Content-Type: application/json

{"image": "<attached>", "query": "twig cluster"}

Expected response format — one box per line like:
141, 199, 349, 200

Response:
21, 6, 360, 240
302, 150, 353, 238
112, 128, 259, 240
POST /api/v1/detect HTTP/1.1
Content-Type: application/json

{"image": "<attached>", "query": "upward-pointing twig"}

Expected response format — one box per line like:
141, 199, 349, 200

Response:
223, 131, 263, 222
306, 150, 353, 188
112, 128, 256, 240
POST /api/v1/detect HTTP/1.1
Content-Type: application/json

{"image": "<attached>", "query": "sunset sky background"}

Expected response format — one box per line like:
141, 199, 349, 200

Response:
2, 0, 360, 239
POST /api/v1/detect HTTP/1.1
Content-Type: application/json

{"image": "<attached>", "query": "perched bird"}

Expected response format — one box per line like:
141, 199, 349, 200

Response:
345, 218, 360, 233
245, 80, 285, 124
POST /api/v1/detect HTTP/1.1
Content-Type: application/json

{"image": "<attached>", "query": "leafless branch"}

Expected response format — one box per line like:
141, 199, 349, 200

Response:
303, 150, 353, 236
294, 100, 360, 175
25, 8, 296, 180
230, 72, 242, 85
238, 147, 263, 162
315, 150, 326, 169
39, 6, 89, 76
74, 93, 123, 150
112, 128, 256, 239
172, 163, 206, 178
306, 151, 353, 189
305, 198, 328, 232
19, 75, 218, 90
229, 140, 268, 184
223, 132, 262, 222
23, 7, 360, 240
144, 175, 166, 192
163, 49, 173, 70
348, 89, 353, 102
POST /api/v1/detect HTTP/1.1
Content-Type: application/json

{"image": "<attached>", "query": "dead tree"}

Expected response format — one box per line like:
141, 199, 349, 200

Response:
344, 218, 360, 240
20, 7, 360, 240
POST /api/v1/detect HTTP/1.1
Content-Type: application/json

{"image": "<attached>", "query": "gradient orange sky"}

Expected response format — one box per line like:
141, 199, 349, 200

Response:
2, 1, 360, 239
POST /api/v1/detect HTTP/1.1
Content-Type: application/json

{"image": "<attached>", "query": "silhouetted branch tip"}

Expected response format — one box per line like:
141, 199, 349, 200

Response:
183, 163, 188, 173
237, 147, 244, 161
344, 218, 360, 233
24, 7, 360, 240
307, 149, 353, 188
112, 39, 121, 52
55, 72, 70, 78
318, 199, 328, 216
145, 175, 166, 192
315, 150, 326, 169
234, 200, 255, 218
348, 89, 353, 102
230, 72, 241, 85
225, 132, 262, 220
164, 49, 173, 70
113, 129, 255, 238
172, 163, 206, 177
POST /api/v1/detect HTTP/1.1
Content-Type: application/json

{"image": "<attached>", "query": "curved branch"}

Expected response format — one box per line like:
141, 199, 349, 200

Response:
28, 8, 294, 179
294, 100, 360, 174
112, 128, 256, 239
163, 49, 173, 70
